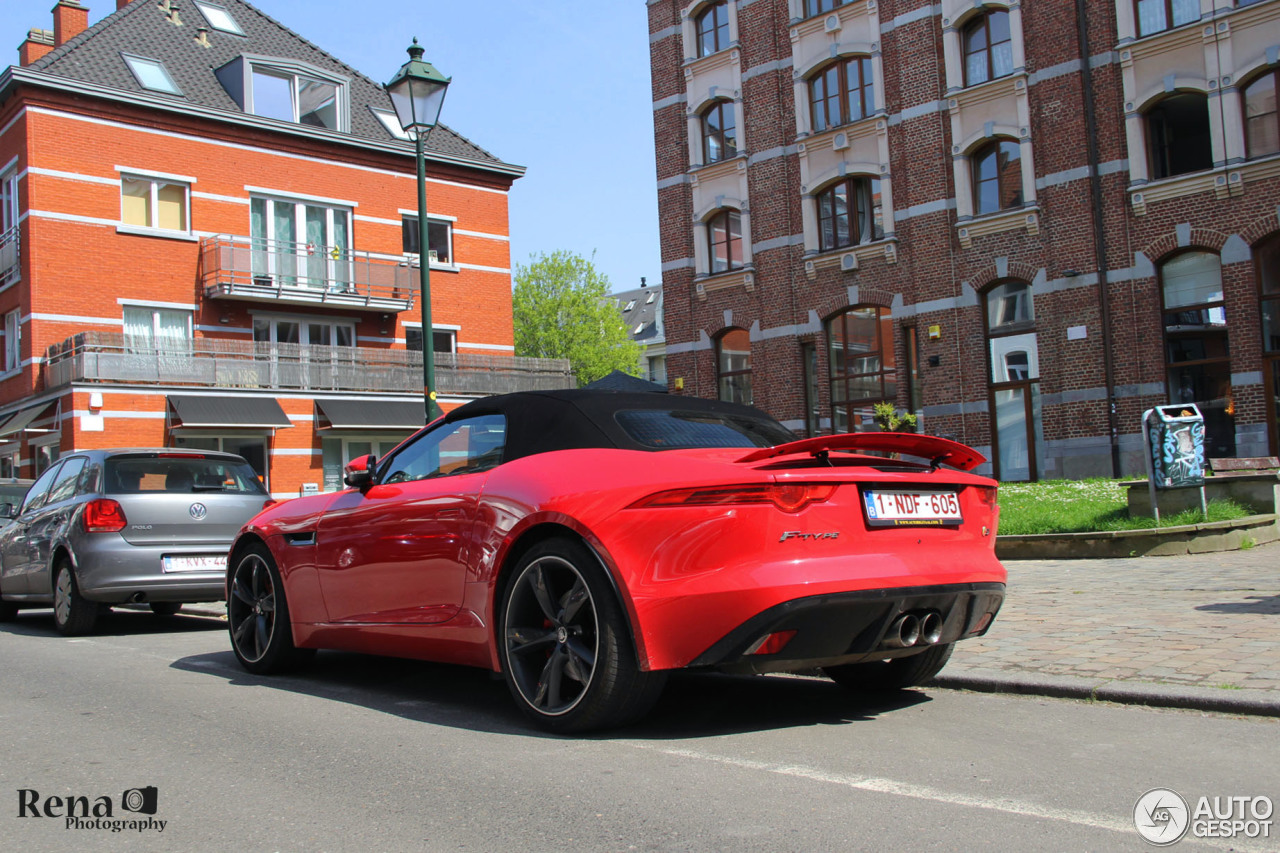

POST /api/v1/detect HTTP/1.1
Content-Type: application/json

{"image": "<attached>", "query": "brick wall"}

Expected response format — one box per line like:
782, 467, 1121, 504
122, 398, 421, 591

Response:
649, 0, 1280, 480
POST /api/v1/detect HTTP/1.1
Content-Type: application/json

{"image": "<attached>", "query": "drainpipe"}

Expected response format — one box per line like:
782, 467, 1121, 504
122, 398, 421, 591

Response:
1076, 0, 1122, 478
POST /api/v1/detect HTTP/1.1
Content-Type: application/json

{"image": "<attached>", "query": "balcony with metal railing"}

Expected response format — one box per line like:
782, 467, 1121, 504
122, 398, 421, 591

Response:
0, 225, 19, 290
200, 235, 417, 313
43, 332, 575, 396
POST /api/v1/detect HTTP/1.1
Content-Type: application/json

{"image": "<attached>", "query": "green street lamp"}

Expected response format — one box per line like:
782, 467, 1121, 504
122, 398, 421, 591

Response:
386, 38, 451, 421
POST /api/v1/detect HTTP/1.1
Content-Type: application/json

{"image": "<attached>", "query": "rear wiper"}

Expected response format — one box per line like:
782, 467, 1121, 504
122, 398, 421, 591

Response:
192, 484, 229, 491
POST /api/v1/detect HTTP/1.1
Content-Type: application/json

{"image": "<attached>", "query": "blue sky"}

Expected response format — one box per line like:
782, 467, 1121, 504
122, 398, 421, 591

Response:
1, 0, 661, 295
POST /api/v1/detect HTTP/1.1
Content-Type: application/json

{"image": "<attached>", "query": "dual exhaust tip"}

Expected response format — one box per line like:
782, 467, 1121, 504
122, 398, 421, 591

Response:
884, 611, 944, 649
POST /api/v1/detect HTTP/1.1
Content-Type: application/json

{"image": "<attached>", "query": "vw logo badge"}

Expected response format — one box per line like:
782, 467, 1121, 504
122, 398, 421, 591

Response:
189, 503, 207, 520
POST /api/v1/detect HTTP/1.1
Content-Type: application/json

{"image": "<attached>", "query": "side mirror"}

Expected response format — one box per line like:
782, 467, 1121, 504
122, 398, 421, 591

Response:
0, 503, 14, 519
343, 454, 376, 489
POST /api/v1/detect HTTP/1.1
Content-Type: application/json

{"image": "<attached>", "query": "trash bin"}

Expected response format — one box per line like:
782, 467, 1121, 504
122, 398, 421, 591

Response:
1144, 404, 1205, 489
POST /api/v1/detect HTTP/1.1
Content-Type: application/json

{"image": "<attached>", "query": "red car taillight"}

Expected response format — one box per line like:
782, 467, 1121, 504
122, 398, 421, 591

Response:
83, 498, 127, 533
261, 499, 277, 510
973, 486, 998, 508
631, 484, 836, 513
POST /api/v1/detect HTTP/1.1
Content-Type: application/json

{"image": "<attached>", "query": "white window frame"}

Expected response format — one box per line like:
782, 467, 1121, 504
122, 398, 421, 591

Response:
31, 434, 61, 478
119, 172, 192, 235
246, 60, 349, 132
250, 194, 353, 289
404, 324, 457, 354
1, 165, 18, 234
400, 212, 456, 268
0, 442, 20, 479
123, 305, 194, 352
252, 315, 356, 347
168, 433, 270, 490
3, 309, 21, 375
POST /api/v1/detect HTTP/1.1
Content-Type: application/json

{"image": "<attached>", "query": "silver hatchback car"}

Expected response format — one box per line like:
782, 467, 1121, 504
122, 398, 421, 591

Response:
0, 449, 273, 635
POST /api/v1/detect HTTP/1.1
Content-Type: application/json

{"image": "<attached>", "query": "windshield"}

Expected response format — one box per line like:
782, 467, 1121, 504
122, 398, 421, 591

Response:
614, 409, 795, 449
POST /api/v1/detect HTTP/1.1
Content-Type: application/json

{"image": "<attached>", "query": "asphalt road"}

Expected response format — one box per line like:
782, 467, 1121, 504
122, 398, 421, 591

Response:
2, 607, 1277, 852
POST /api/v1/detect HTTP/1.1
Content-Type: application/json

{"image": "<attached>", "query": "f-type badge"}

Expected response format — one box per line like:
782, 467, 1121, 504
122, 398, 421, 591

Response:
779, 531, 839, 542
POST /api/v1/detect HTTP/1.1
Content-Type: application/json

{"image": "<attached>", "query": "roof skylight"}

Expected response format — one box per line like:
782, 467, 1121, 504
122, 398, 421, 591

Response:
122, 54, 182, 95
372, 108, 413, 141
193, 1, 244, 35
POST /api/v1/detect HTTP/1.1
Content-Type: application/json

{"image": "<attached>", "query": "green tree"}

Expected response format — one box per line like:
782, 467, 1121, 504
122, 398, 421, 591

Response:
513, 250, 642, 387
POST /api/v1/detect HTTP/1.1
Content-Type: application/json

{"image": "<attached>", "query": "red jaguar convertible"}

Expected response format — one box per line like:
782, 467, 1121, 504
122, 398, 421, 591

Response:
226, 390, 1005, 731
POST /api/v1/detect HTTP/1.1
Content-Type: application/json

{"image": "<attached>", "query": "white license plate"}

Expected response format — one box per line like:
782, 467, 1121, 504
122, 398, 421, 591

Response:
862, 490, 962, 526
162, 555, 226, 573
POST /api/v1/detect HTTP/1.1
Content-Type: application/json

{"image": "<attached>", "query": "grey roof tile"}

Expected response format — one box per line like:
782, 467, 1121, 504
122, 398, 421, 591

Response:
611, 284, 663, 343
27, 0, 506, 167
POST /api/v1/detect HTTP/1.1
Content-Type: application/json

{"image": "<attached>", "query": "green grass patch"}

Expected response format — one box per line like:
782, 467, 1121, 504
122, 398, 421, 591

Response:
996, 478, 1254, 535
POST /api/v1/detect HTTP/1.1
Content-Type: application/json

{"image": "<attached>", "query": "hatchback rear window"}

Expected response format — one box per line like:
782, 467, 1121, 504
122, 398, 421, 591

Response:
614, 409, 794, 449
105, 456, 267, 495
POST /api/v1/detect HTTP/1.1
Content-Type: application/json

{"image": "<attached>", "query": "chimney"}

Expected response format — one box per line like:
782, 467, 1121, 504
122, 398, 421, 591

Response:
117, 0, 134, 8
19, 28, 56, 66
52, 0, 89, 48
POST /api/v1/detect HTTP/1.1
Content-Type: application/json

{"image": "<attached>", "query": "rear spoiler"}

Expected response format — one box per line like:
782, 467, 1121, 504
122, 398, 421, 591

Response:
736, 433, 987, 471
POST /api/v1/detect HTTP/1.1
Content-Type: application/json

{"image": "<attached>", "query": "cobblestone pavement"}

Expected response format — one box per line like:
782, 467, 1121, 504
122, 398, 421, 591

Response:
949, 540, 1280, 692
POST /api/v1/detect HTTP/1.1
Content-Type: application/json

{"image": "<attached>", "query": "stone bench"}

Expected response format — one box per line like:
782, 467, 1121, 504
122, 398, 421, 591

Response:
1208, 456, 1279, 475
1124, 463, 1280, 518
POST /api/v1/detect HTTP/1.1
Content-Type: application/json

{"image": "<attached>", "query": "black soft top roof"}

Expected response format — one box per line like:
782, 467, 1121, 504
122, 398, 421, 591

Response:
443, 390, 791, 462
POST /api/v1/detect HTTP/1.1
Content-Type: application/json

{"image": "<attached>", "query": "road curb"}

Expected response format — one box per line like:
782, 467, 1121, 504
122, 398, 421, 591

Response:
995, 514, 1279, 560
931, 666, 1280, 718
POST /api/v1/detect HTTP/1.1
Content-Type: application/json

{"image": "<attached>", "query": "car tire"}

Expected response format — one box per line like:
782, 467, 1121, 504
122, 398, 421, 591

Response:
498, 537, 666, 733
53, 562, 98, 637
0, 599, 18, 622
824, 642, 955, 691
227, 543, 314, 673
149, 602, 181, 617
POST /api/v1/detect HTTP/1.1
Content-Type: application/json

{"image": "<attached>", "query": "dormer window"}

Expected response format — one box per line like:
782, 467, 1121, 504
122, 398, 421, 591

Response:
216, 56, 349, 131
123, 54, 182, 96
192, 0, 244, 35
254, 69, 337, 127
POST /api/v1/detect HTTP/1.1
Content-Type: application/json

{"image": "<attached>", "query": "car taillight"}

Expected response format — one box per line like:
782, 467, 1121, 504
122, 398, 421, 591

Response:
83, 498, 127, 533
973, 486, 998, 508
631, 484, 836, 513
261, 499, 277, 510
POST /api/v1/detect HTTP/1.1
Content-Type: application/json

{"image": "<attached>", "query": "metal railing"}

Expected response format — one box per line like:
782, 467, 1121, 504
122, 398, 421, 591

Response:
43, 332, 575, 396
200, 235, 417, 312
0, 226, 18, 289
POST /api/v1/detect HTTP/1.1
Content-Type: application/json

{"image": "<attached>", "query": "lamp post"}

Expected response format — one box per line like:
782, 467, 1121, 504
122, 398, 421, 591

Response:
386, 38, 450, 421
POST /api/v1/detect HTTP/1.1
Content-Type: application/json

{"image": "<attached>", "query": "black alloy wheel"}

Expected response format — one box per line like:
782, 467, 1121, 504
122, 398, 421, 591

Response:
499, 538, 666, 733
227, 544, 313, 673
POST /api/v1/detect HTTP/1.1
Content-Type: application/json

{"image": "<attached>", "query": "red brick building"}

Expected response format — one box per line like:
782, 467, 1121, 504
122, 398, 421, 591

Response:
648, 0, 1280, 480
0, 0, 571, 496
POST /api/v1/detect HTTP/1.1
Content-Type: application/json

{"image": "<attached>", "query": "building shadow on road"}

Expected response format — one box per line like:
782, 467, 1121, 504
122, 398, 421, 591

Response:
171, 649, 933, 740
1195, 594, 1280, 615
0, 606, 227, 638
